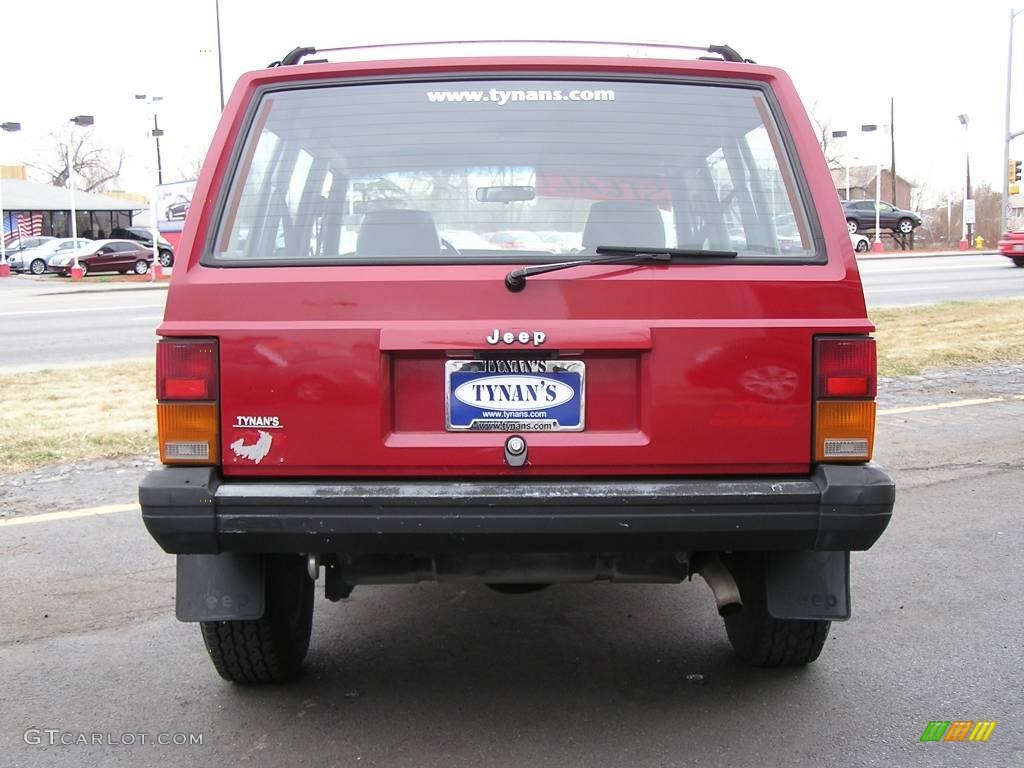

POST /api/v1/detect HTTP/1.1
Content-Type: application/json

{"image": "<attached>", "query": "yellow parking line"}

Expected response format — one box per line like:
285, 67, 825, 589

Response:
878, 397, 1015, 416
5, 395, 1024, 525
0, 503, 138, 527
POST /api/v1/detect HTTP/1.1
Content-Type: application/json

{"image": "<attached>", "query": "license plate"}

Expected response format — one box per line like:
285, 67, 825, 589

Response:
445, 360, 585, 432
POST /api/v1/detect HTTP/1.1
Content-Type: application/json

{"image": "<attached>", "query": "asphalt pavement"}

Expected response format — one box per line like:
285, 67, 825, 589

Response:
859, 252, 1024, 307
0, 277, 166, 373
1, 253, 1021, 372
1, 367, 1022, 767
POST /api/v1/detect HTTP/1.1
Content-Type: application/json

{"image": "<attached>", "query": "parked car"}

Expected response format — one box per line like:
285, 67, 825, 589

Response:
10, 238, 92, 275
485, 230, 558, 252
842, 199, 922, 234
536, 230, 584, 253
850, 233, 871, 253
439, 229, 493, 251
110, 227, 175, 267
48, 239, 153, 276
139, 41, 893, 683
997, 230, 1024, 267
3, 236, 55, 263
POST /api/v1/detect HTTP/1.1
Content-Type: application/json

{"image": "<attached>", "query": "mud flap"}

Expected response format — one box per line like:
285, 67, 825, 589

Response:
765, 551, 850, 621
175, 553, 265, 622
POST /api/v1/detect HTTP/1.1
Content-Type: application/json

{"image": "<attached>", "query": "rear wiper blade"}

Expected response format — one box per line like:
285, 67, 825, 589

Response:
504, 245, 738, 292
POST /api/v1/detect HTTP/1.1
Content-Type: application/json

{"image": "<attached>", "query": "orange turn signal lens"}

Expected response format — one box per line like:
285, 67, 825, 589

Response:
157, 403, 219, 464
815, 401, 875, 462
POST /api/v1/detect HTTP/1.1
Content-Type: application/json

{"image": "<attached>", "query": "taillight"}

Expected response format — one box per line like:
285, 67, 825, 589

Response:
156, 339, 219, 464
813, 337, 876, 462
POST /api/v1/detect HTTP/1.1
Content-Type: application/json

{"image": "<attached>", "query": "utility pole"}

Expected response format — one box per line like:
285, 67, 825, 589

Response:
215, 0, 226, 110
889, 97, 897, 205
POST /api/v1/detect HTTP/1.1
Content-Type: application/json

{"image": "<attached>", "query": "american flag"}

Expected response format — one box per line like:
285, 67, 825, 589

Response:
3, 212, 43, 245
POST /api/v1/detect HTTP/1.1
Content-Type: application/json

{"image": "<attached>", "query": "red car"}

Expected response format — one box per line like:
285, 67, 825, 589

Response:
140, 41, 893, 682
997, 230, 1024, 266
49, 239, 153, 276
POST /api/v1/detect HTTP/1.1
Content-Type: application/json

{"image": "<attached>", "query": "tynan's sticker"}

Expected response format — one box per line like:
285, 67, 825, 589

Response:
230, 416, 282, 463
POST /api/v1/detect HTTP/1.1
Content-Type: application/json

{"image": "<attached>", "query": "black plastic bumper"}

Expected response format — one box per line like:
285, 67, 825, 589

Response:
139, 464, 894, 555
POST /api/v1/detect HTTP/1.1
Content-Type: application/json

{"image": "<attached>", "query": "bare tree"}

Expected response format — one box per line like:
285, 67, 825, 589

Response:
27, 129, 125, 192
177, 151, 206, 182
809, 101, 843, 171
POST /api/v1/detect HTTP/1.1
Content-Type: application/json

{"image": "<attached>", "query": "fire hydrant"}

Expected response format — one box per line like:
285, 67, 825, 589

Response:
974, 235, 985, 250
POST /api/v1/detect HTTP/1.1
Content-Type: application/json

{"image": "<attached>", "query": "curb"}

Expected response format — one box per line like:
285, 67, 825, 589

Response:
38, 283, 170, 296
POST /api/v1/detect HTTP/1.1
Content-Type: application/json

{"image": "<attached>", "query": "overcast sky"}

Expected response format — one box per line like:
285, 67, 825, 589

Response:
1, 0, 1019, 207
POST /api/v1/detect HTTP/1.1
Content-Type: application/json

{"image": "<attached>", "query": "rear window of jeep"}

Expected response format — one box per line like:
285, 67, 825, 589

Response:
211, 78, 818, 264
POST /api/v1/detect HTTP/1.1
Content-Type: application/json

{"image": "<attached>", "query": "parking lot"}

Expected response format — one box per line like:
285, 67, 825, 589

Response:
1, 381, 1022, 767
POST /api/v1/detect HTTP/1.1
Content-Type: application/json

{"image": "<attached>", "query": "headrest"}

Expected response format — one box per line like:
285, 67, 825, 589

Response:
582, 201, 666, 251
356, 209, 441, 257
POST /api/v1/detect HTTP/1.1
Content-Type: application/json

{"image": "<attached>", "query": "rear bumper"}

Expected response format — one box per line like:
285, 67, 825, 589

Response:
139, 464, 894, 555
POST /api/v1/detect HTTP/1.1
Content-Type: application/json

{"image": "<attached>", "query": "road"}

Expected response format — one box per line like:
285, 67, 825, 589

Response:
0, 278, 165, 373
1, 370, 1022, 767
0, 253, 1022, 372
859, 253, 1024, 307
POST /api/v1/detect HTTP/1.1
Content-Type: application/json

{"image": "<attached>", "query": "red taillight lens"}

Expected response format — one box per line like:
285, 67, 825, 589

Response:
157, 338, 219, 466
816, 338, 876, 399
157, 340, 218, 401
813, 336, 876, 463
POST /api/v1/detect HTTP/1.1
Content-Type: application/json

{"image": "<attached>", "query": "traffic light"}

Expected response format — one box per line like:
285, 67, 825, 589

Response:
1010, 159, 1022, 183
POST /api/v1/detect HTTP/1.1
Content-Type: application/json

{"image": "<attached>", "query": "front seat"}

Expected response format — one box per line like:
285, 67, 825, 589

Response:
581, 201, 666, 252
356, 209, 441, 257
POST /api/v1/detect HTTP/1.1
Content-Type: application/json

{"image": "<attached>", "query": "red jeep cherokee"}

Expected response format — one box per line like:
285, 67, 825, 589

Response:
140, 41, 894, 683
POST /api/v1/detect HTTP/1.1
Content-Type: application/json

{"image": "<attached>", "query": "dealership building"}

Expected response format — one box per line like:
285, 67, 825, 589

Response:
1, 171, 145, 243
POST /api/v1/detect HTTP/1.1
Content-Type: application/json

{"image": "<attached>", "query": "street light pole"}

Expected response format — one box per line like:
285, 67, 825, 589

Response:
134, 95, 164, 185
958, 114, 970, 249
0, 121, 21, 278
861, 123, 885, 252
1003, 9, 1024, 234
133, 94, 166, 280
68, 115, 95, 280
153, 114, 164, 185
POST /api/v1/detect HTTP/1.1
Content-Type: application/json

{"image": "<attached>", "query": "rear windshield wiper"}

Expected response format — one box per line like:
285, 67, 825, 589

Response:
504, 245, 738, 292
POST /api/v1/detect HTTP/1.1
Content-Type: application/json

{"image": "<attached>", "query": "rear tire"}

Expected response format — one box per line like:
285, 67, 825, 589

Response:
1013, 256, 1024, 267
30, 258, 46, 275
855, 238, 870, 253
200, 554, 314, 684
133, 259, 150, 275
722, 554, 830, 667
846, 219, 858, 234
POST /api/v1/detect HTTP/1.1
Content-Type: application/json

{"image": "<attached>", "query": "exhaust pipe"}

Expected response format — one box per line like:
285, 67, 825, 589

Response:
699, 556, 743, 617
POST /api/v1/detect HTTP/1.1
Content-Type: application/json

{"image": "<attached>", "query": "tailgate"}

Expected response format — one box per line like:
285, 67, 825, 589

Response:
161, 262, 868, 477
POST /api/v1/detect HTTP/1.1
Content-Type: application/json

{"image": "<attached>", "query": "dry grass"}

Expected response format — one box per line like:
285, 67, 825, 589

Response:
0, 361, 155, 473
873, 298, 1024, 376
0, 298, 1021, 472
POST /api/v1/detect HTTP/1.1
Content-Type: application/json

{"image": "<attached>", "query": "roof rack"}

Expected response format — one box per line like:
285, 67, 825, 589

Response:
267, 41, 754, 68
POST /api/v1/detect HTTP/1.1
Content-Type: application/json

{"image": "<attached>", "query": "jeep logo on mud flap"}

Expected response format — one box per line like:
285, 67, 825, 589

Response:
486, 328, 547, 346
798, 593, 839, 608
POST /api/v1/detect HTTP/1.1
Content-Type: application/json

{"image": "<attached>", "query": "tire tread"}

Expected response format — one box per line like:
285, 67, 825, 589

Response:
723, 554, 831, 667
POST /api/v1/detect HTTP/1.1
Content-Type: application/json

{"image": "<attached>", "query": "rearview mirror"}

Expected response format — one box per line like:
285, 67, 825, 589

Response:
475, 185, 536, 203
